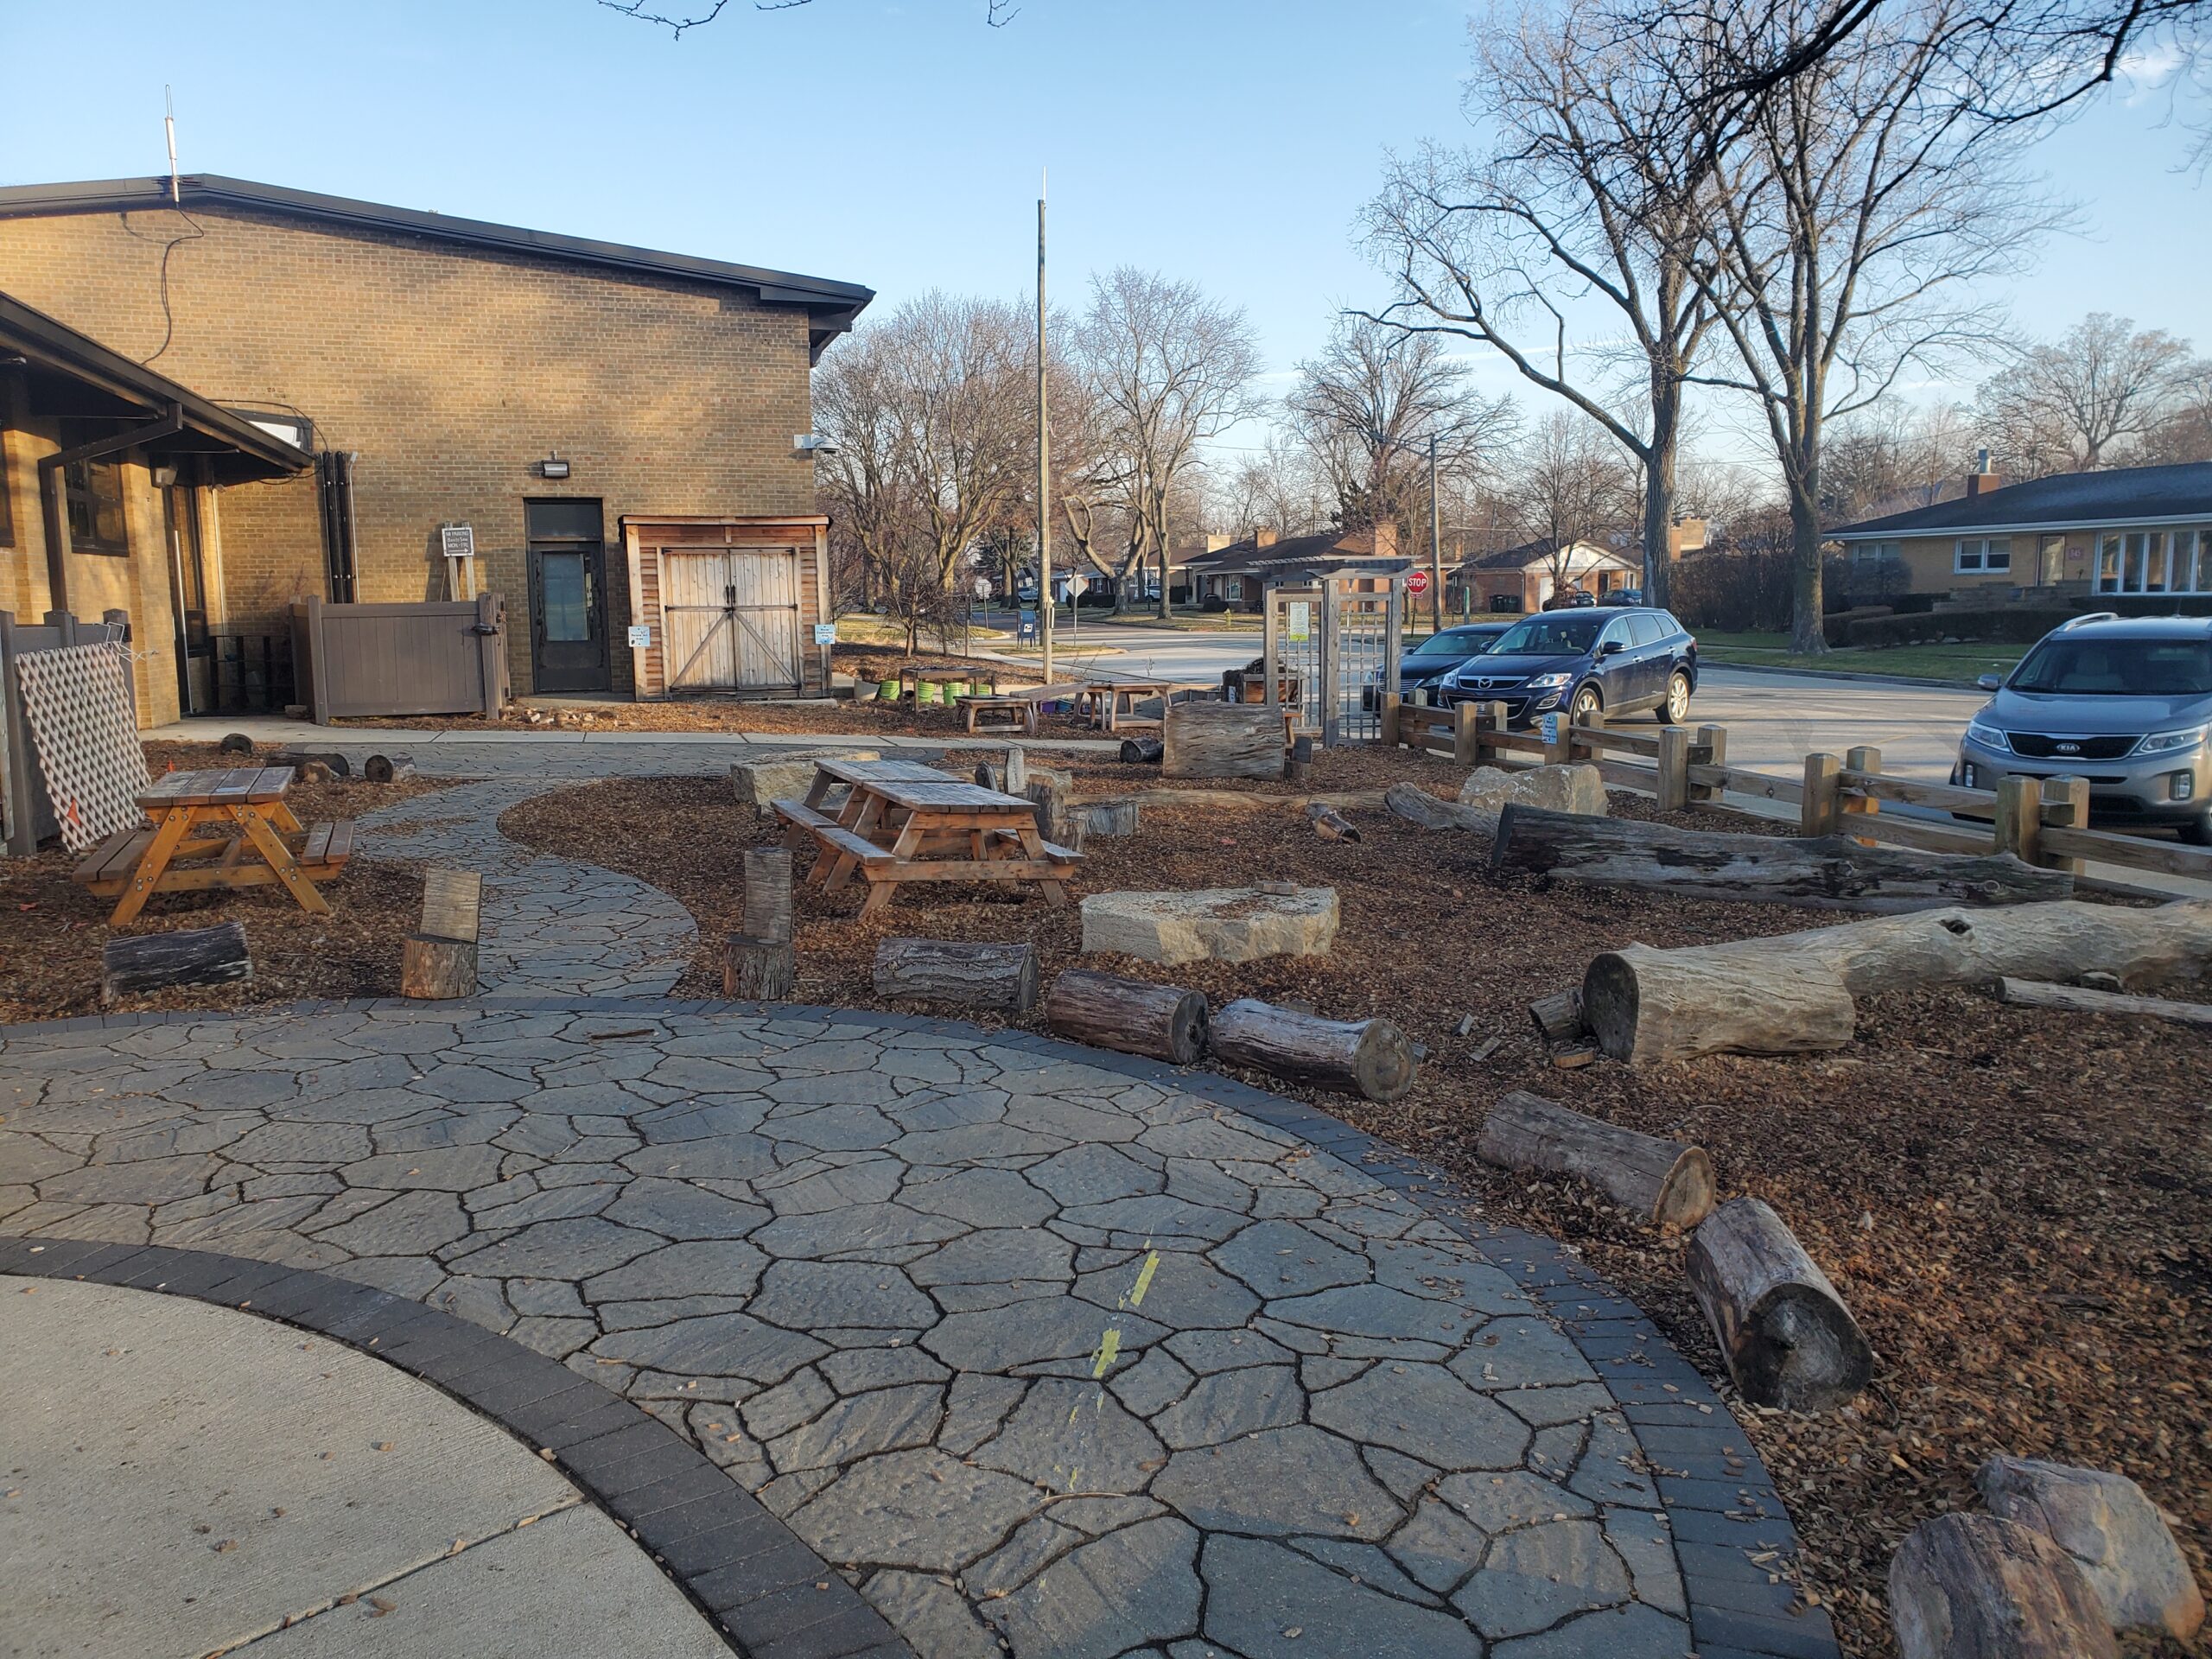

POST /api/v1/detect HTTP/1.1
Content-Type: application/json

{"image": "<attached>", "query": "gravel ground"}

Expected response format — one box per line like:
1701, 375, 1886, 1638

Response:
499, 751, 2211, 1659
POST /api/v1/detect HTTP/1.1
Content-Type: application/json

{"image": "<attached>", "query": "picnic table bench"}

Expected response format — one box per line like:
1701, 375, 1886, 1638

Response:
772, 758, 1081, 918
73, 766, 353, 925
956, 680, 1087, 735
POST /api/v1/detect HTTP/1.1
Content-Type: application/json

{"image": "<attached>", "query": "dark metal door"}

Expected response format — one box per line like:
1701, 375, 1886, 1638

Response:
526, 499, 610, 694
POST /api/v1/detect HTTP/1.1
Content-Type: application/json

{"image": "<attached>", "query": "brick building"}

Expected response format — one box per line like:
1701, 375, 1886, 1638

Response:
0, 175, 873, 702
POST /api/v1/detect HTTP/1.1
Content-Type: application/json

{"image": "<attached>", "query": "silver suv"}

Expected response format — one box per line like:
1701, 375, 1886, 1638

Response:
1954, 613, 2212, 843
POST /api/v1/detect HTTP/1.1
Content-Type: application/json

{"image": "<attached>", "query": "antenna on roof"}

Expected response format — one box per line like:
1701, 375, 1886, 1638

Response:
164, 86, 180, 204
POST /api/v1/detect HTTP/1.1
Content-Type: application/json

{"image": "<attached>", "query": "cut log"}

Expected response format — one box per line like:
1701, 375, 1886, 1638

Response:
725, 934, 797, 1001
1685, 1197, 1872, 1410
218, 732, 255, 755
873, 938, 1039, 1012
1993, 976, 2212, 1027
1891, 1513, 2117, 1659
1209, 997, 1417, 1103
1306, 803, 1361, 842
418, 868, 482, 944
1162, 701, 1286, 780
741, 847, 794, 944
1528, 988, 1586, 1046
363, 753, 416, 784
1477, 1090, 1714, 1229
1084, 800, 1141, 838
1287, 734, 1315, 785
1024, 777, 1084, 851
1584, 899, 2212, 1065
1116, 787, 1389, 814
401, 935, 478, 1000
1492, 803, 2075, 912
1384, 781, 1499, 834
1043, 969, 1208, 1065
268, 748, 351, 779
1002, 746, 1029, 798
1119, 735, 1164, 765
102, 923, 251, 1004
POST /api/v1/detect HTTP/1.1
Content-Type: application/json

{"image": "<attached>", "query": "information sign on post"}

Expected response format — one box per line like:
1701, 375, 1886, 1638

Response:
1540, 712, 1560, 745
1286, 601, 1312, 643
812, 622, 838, 646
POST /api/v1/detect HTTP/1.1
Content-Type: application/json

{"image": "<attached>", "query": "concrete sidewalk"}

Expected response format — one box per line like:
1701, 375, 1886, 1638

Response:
1, 1275, 732, 1658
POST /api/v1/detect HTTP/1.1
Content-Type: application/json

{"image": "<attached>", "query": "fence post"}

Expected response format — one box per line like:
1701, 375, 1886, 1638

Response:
1688, 723, 1726, 807
1541, 712, 1572, 768
1568, 708, 1604, 766
1842, 745, 1881, 842
2037, 775, 2088, 875
1656, 726, 1689, 812
1452, 699, 1480, 766
1380, 691, 1402, 750
1993, 773, 2043, 864
1802, 753, 1841, 836
474, 592, 507, 717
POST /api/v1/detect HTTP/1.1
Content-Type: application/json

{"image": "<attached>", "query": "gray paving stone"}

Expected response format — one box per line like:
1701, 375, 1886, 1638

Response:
1388, 1497, 1491, 1594
986, 1516, 1202, 1659
793, 1449, 1039, 1573
583, 1239, 767, 1303
908, 1228, 1072, 1287
594, 1311, 827, 1386
818, 1345, 949, 1395
1201, 1534, 1482, 1658
1107, 1347, 1195, 1420
340, 1144, 509, 1192
972, 1377, 1165, 1492
37, 1154, 224, 1205
1489, 1602, 1695, 1658
1211, 1219, 1370, 1298
859, 1569, 1002, 1659
753, 1203, 965, 1260
1165, 1327, 1294, 1374
1451, 1318, 1600, 1389
925, 1298, 1162, 1376
620, 1135, 781, 1184
1074, 1253, 1258, 1330
1153, 1427, 1399, 1541
1264, 1283, 1483, 1347
311, 1188, 470, 1255
1310, 1363, 1531, 1471
447, 1216, 661, 1278
1151, 1364, 1302, 1450
604, 1177, 767, 1238
749, 1260, 935, 1331
1436, 1469, 1594, 1535
1452, 1517, 1632, 1638
897, 1166, 1054, 1227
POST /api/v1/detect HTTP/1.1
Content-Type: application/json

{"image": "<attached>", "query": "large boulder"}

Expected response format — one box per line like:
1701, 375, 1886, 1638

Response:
730, 749, 881, 818
1977, 1457, 2205, 1640
1457, 763, 1605, 817
1080, 887, 1338, 966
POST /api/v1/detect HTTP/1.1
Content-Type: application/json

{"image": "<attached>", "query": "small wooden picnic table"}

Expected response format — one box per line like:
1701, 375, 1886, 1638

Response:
772, 760, 1081, 918
895, 664, 1000, 705
1088, 679, 1217, 733
73, 767, 353, 925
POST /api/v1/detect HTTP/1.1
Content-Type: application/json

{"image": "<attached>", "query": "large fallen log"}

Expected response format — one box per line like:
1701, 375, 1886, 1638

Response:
1585, 899, 2212, 1065
1107, 787, 1389, 815
1478, 1090, 1714, 1229
1210, 997, 1417, 1102
1162, 701, 1284, 780
1993, 976, 2212, 1027
873, 938, 1039, 1012
1384, 781, 1498, 834
1043, 969, 1208, 1065
1493, 804, 2073, 912
103, 923, 251, 1003
1890, 1513, 2116, 1659
1686, 1197, 1872, 1410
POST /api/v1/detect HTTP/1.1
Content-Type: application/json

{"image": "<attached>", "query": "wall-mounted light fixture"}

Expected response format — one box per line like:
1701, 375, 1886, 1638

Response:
793, 433, 837, 460
537, 453, 571, 480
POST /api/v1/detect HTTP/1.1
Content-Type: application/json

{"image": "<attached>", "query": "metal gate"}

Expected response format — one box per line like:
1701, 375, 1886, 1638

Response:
660, 548, 803, 694
1262, 576, 1403, 746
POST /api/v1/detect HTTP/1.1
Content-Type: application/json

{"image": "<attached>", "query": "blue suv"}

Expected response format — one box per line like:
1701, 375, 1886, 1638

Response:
1438, 606, 1698, 726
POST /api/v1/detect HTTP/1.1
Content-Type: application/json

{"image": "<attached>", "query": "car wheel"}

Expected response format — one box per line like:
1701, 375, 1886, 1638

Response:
1571, 684, 1604, 726
1657, 670, 1691, 725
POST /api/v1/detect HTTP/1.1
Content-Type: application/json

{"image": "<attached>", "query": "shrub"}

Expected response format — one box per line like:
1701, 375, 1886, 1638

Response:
1671, 549, 1796, 632
1823, 606, 1893, 648
1201, 594, 1230, 613
1843, 607, 2080, 648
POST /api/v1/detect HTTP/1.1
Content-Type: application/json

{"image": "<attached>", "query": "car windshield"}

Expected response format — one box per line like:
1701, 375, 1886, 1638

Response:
2009, 637, 2212, 696
1408, 628, 1495, 658
1492, 616, 1601, 655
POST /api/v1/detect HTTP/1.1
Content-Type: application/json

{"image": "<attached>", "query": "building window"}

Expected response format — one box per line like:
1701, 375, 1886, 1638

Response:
1954, 536, 2010, 574
2098, 527, 2207, 594
64, 455, 130, 555
1852, 539, 1902, 567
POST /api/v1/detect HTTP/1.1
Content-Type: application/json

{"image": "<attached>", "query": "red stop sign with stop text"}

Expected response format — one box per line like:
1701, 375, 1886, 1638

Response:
1405, 569, 1432, 596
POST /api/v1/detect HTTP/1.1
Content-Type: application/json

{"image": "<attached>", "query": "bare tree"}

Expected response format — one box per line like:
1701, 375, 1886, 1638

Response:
1820, 399, 1976, 518
1672, 0, 2058, 652
1211, 436, 1332, 538
1977, 313, 2206, 474
2141, 357, 2212, 463
599, 0, 1019, 35
1073, 268, 1265, 616
1363, 0, 1719, 611
1513, 410, 1641, 599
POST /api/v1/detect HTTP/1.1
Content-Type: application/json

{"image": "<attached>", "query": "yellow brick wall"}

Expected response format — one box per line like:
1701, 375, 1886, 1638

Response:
0, 204, 821, 695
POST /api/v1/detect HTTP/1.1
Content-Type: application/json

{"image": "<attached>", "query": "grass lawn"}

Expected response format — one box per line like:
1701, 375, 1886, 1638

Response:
1694, 629, 2025, 684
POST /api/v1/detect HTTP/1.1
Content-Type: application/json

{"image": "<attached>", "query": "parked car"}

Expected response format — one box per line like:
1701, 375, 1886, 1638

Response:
1363, 621, 1512, 708
1611, 588, 1644, 607
1438, 606, 1698, 726
1542, 588, 1598, 609
1952, 613, 2212, 843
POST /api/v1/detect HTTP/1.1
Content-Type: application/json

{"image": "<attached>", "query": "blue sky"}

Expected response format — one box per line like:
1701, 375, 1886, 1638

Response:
3, 0, 2205, 478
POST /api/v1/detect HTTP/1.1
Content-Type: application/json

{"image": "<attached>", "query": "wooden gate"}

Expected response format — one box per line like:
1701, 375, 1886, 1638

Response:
660, 548, 804, 695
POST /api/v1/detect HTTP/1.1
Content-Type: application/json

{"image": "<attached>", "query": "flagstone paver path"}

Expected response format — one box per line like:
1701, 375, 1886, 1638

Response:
2, 743, 1836, 1659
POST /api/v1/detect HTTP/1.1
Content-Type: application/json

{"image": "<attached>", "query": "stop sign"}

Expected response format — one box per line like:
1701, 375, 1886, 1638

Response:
1405, 569, 1432, 596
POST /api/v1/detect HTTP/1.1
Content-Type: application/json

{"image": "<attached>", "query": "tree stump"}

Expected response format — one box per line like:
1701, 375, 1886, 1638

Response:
401, 936, 479, 1000
1003, 746, 1030, 798
1084, 801, 1141, 838
725, 934, 797, 1000
1686, 1197, 1872, 1410
363, 753, 416, 784
1119, 735, 1164, 765
1584, 944, 1856, 1066
1890, 1513, 2116, 1659
1478, 1090, 1714, 1229
1025, 777, 1085, 851
1163, 702, 1286, 779
873, 938, 1039, 1012
1209, 997, 1417, 1102
1528, 988, 1587, 1046
741, 847, 793, 944
102, 923, 251, 1004
1043, 969, 1207, 1065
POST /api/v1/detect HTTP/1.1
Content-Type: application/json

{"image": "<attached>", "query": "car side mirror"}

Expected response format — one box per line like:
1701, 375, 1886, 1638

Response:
1596, 640, 1623, 658
1976, 674, 2002, 691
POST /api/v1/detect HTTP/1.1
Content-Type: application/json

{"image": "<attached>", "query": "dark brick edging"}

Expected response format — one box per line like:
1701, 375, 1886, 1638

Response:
0, 1235, 912, 1659
1, 995, 1840, 1658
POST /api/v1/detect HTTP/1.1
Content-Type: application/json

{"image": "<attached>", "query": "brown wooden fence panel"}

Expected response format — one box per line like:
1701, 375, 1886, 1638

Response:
289, 595, 507, 722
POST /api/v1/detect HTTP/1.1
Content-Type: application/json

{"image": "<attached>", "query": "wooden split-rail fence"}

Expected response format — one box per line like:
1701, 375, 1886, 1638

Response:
1378, 690, 2212, 889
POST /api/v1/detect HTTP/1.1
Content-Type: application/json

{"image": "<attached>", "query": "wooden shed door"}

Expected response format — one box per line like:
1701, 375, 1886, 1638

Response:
661, 548, 803, 693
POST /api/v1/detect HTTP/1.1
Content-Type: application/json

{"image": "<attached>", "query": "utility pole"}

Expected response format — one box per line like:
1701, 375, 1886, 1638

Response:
1036, 172, 1053, 683
1427, 432, 1443, 635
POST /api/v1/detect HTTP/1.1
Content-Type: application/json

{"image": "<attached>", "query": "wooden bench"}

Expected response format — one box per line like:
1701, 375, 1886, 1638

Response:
300, 821, 356, 871
772, 798, 836, 853
810, 823, 898, 895
959, 694, 1041, 736
75, 819, 355, 893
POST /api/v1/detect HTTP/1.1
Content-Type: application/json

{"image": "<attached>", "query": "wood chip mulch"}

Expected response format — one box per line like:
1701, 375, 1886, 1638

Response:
0, 742, 452, 1023
498, 747, 2210, 1659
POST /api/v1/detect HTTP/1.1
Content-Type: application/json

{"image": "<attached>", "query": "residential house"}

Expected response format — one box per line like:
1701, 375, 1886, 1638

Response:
1446, 537, 1640, 614
0, 175, 873, 702
1829, 460, 2212, 608
0, 290, 311, 727
1181, 525, 1410, 610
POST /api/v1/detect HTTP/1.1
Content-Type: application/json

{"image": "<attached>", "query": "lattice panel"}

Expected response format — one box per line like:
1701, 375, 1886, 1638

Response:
17, 645, 150, 853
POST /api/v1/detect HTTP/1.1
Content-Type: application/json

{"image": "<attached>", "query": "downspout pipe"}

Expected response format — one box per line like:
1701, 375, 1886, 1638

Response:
37, 402, 187, 614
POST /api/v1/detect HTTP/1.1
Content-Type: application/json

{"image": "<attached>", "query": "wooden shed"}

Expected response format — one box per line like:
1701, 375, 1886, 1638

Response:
622, 515, 833, 700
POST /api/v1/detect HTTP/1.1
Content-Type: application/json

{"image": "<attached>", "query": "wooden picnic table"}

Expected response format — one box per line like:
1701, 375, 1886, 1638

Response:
73, 766, 353, 925
955, 679, 1087, 736
1088, 679, 1218, 734
895, 664, 1000, 704
772, 762, 1081, 918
